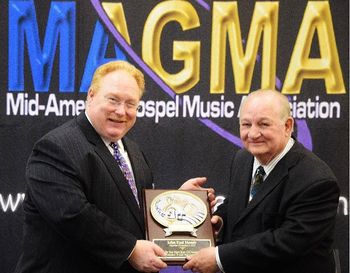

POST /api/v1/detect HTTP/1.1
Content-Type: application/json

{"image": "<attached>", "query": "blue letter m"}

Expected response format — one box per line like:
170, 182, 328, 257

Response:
9, 1, 75, 92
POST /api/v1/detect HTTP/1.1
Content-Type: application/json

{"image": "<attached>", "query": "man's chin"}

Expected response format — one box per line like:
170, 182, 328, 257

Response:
247, 147, 267, 157
106, 129, 126, 140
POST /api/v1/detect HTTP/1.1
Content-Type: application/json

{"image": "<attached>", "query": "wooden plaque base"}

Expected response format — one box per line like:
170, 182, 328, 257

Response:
143, 189, 215, 265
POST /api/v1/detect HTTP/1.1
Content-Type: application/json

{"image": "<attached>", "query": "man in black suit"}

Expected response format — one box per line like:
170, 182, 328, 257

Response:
183, 90, 340, 273
15, 61, 214, 273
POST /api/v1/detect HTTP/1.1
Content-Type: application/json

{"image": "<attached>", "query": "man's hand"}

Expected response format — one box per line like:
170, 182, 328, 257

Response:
183, 247, 219, 273
211, 215, 224, 237
128, 240, 167, 272
179, 177, 216, 210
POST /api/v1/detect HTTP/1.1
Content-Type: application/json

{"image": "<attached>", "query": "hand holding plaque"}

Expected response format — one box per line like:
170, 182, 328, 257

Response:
143, 190, 215, 264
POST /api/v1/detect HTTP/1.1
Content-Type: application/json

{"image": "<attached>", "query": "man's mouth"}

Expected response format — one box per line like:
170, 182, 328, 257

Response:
249, 141, 264, 145
109, 118, 125, 124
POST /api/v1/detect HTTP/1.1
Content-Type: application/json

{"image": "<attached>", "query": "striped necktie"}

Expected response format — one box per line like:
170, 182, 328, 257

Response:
110, 142, 139, 206
250, 166, 265, 200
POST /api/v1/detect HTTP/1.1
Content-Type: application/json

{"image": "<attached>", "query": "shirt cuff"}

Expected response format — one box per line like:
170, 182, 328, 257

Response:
127, 240, 137, 260
215, 246, 225, 273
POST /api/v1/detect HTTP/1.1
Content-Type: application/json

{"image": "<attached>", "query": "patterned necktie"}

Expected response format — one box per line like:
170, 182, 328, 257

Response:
110, 142, 139, 206
250, 166, 265, 200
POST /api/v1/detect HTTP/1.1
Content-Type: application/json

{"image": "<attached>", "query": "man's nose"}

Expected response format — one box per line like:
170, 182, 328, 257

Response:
248, 125, 261, 138
114, 102, 127, 115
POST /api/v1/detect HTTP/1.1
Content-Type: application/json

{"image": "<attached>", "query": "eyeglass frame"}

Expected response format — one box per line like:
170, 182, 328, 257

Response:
104, 95, 140, 111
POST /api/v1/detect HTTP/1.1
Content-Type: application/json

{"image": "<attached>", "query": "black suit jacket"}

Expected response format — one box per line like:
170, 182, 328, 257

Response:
215, 141, 340, 273
15, 112, 152, 273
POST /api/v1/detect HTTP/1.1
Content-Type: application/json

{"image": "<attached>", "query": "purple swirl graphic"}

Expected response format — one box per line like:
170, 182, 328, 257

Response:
194, 0, 210, 10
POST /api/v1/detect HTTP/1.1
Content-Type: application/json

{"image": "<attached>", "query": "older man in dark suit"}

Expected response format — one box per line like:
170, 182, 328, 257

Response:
14, 61, 213, 273
183, 90, 340, 273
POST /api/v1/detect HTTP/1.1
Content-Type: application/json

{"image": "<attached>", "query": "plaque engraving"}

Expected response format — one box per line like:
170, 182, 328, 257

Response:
143, 190, 215, 264
150, 191, 207, 237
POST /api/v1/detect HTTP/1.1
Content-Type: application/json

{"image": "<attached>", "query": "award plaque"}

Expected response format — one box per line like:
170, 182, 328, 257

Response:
143, 189, 215, 264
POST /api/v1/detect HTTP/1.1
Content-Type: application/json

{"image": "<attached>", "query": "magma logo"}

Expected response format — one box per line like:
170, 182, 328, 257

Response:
8, 1, 347, 150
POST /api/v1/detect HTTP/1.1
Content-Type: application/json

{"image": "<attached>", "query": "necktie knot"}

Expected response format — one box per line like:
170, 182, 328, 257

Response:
254, 166, 265, 184
110, 142, 121, 161
110, 142, 117, 149
250, 166, 265, 200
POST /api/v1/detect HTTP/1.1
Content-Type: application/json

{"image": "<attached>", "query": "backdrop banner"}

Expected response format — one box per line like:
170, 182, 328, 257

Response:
1, 1, 348, 273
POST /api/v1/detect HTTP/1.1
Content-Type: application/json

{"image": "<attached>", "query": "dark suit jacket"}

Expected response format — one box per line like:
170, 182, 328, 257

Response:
15, 112, 152, 273
215, 141, 340, 273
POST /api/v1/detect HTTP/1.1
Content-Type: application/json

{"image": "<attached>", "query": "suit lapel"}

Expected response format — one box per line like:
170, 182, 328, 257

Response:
229, 153, 253, 224
76, 113, 144, 230
242, 163, 289, 213
122, 139, 145, 205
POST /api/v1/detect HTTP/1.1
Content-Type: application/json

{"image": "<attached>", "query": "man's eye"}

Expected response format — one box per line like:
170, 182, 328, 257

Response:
108, 97, 118, 104
126, 102, 138, 109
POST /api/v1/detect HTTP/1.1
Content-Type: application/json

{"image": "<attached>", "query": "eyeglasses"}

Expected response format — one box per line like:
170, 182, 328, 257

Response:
105, 96, 139, 111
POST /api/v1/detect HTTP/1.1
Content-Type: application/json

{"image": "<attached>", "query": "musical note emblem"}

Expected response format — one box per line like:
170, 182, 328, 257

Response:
150, 191, 207, 237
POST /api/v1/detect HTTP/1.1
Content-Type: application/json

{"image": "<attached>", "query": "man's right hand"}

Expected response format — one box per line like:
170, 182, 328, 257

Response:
128, 240, 167, 272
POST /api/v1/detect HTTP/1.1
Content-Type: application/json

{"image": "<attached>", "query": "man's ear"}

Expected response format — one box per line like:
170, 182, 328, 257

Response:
87, 88, 94, 102
285, 117, 294, 135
